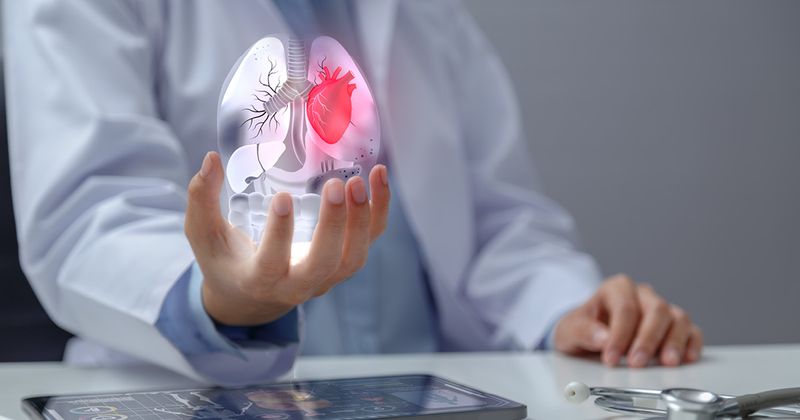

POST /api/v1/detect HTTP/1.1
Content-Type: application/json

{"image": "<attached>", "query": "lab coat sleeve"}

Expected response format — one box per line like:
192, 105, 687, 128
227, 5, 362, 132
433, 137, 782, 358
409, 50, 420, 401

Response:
446, 1, 603, 350
2, 0, 297, 385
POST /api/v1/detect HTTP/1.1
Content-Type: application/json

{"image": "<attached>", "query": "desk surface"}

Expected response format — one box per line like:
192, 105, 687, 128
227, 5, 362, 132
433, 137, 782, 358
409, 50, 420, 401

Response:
0, 344, 798, 420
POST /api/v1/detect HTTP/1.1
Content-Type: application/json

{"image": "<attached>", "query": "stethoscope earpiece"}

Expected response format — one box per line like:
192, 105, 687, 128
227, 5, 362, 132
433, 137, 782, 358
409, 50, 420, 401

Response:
564, 381, 591, 404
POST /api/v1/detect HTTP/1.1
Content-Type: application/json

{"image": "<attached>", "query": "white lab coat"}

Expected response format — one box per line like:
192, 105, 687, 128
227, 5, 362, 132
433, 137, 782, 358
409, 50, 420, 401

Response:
2, 0, 600, 384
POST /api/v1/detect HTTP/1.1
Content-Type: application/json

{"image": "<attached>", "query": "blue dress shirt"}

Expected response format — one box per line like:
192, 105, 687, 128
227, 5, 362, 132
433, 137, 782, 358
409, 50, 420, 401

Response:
301, 177, 438, 355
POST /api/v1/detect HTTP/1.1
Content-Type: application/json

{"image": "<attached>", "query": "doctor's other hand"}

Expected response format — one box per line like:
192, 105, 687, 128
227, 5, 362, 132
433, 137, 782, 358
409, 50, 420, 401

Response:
553, 275, 703, 368
184, 152, 390, 326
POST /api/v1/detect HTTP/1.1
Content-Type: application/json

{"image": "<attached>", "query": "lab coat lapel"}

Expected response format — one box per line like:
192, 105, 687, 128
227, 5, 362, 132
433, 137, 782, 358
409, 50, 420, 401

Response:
355, 1, 474, 286
354, 0, 397, 92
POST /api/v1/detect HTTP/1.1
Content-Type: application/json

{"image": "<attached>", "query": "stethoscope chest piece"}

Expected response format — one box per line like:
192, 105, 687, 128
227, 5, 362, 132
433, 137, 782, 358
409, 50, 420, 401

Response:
660, 388, 726, 420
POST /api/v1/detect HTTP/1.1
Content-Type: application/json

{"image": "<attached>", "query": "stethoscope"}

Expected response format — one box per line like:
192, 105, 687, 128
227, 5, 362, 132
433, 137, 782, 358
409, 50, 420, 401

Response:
564, 382, 800, 419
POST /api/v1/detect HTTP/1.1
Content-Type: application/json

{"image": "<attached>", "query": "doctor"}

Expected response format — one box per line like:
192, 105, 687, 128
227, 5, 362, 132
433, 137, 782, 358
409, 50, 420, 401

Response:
3, 1, 702, 385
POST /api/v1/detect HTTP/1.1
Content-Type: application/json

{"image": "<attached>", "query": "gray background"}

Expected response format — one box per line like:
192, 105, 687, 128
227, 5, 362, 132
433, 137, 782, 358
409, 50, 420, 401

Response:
465, 0, 800, 345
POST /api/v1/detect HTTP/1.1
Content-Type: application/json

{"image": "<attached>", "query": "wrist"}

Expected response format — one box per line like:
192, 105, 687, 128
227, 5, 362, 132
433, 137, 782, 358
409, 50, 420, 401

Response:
201, 278, 294, 326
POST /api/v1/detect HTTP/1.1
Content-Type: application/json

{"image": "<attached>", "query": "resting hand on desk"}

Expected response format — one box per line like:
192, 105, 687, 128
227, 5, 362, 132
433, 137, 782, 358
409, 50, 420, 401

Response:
184, 151, 390, 326
554, 275, 703, 368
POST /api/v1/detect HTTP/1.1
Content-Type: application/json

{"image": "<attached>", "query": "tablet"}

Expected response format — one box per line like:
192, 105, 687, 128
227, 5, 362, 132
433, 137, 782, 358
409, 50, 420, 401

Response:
22, 374, 526, 420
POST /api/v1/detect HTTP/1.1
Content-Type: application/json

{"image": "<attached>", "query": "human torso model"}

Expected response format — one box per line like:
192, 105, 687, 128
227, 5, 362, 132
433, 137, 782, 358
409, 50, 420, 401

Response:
218, 35, 380, 247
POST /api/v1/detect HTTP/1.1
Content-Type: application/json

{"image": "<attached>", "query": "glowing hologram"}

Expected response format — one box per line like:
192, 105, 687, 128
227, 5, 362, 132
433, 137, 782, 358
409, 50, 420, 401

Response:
218, 34, 380, 255
228, 192, 320, 243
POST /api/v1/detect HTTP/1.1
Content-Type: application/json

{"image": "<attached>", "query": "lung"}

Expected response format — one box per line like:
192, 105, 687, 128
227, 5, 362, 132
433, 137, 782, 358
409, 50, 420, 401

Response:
217, 35, 381, 243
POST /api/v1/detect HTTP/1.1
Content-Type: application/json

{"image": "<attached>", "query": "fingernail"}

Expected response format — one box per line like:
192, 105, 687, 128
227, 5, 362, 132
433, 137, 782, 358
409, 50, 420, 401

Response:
350, 178, 367, 204
592, 329, 609, 347
630, 350, 649, 368
664, 347, 681, 366
379, 165, 388, 186
272, 193, 291, 216
603, 349, 620, 366
326, 180, 345, 205
199, 153, 212, 178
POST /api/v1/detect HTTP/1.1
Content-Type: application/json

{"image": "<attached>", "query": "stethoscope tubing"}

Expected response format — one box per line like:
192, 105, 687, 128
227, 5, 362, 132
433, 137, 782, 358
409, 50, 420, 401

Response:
589, 386, 663, 399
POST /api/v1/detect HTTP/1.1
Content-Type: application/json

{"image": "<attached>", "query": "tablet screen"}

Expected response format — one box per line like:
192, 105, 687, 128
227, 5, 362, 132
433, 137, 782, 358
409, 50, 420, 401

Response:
23, 374, 526, 420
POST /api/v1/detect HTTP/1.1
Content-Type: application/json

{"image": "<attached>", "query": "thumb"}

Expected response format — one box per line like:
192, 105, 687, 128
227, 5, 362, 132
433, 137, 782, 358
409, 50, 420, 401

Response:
185, 152, 227, 250
555, 312, 610, 354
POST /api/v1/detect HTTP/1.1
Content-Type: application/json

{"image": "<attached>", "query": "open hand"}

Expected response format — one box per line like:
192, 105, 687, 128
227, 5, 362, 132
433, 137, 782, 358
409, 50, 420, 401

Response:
184, 152, 390, 326
554, 275, 703, 367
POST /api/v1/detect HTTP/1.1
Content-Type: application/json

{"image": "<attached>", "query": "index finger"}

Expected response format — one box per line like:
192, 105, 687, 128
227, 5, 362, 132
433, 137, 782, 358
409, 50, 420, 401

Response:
601, 276, 641, 366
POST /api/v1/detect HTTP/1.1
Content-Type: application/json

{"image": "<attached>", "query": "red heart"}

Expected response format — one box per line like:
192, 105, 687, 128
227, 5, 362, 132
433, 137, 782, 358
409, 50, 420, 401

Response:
306, 66, 357, 144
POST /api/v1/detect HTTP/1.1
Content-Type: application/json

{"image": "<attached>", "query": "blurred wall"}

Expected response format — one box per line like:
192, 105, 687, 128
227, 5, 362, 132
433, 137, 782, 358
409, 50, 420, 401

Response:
465, 0, 800, 345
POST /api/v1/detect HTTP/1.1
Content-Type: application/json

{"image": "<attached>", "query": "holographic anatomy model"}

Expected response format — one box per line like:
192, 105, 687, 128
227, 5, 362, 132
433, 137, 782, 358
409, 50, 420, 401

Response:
218, 35, 380, 247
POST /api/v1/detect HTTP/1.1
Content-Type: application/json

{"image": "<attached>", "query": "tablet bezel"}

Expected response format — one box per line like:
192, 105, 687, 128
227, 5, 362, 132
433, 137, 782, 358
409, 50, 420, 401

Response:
22, 374, 526, 420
